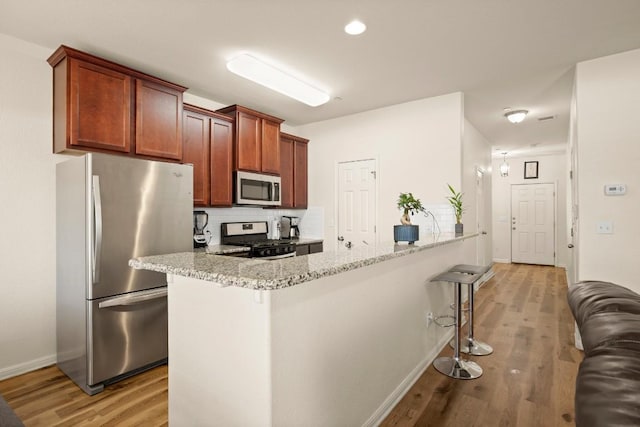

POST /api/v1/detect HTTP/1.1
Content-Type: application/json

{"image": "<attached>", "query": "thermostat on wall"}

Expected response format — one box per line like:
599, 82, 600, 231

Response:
604, 184, 626, 195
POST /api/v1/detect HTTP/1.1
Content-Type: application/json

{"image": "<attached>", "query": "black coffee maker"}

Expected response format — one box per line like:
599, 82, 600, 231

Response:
193, 210, 209, 248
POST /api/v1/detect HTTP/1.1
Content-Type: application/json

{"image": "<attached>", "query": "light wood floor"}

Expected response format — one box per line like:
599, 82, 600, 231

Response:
0, 263, 580, 426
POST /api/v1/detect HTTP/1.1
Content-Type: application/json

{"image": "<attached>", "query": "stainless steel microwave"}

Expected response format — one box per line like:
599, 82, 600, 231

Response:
235, 171, 281, 206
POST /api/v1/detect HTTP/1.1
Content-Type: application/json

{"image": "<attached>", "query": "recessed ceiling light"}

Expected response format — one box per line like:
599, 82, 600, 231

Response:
226, 54, 330, 107
345, 20, 366, 35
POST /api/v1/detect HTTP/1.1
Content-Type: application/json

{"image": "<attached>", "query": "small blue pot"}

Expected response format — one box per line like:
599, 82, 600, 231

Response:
394, 225, 419, 244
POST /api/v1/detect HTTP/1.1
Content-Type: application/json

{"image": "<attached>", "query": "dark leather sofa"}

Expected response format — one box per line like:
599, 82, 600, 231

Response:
567, 280, 640, 426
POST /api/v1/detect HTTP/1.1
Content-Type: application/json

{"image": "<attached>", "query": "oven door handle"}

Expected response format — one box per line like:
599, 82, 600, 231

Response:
260, 252, 296, 260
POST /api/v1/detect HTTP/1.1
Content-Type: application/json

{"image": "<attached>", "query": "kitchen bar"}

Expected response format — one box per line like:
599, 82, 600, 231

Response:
130, 232, 480, 426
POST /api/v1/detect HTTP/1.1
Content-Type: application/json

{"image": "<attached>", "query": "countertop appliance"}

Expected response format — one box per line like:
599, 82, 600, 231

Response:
56, 153, 192, 395
281, 216, 301, 239
235, 171, 281, 206
221, 221, 296, 259
193, 210, 209, 248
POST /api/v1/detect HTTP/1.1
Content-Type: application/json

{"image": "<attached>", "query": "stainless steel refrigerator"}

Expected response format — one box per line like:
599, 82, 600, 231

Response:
56, 153, 192, 395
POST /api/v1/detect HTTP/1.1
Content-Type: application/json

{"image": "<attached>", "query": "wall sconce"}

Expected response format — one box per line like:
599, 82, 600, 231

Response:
500, 152, 510, 177
504, 109, 528, 124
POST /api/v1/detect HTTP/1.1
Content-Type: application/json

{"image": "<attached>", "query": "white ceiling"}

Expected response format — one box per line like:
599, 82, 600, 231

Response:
2, 0, 640, 156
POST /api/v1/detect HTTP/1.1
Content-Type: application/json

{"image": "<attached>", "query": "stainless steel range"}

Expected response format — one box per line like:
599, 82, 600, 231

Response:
221, 221, 296, 259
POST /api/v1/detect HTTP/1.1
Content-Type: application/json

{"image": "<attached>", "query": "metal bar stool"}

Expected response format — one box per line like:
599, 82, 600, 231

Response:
430, 271, 483, 379
448, 264, 493, 356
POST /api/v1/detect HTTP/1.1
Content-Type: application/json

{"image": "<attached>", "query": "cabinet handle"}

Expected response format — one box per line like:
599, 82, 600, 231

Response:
337, 236, 344, 241
99, 288, 167, 308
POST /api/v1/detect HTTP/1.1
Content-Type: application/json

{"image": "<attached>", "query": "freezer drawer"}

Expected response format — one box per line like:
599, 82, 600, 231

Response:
88, 287, 168, 386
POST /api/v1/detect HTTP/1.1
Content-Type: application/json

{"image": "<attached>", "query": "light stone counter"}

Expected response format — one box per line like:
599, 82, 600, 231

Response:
129, 232, 477, 290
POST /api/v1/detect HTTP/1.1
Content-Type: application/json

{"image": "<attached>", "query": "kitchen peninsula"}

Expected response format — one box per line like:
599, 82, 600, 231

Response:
130, 232, 480, 426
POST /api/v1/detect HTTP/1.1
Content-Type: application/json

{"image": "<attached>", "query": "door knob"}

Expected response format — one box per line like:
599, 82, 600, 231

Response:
512, 227, 516, 230
345, 241, 352, 249
481, 231, 488, 235
337, 236, 344, 241
568, 244, 574, 248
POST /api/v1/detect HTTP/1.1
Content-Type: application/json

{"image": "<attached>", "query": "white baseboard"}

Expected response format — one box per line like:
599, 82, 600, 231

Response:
0, 354, 56, 381
363, 329, 455, 427
492, 258, 510, 264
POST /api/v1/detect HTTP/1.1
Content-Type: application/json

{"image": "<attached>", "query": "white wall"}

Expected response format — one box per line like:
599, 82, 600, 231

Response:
574, 48, 640, 292
491, 152, 568, 266
294, 93, 464, 251
462, 118, 493, 263
0, 34, 59, 378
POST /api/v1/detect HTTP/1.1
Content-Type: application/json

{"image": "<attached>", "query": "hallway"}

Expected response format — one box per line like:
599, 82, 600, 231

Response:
382, 263, 581, 427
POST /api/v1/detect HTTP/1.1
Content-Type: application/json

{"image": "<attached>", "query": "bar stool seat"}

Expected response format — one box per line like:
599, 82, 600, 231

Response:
430, 271, 483, 380
448, 264, 493, 356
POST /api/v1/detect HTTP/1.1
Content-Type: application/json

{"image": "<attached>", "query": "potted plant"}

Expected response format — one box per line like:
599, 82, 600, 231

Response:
395, 192, 425, 244
446, 184, 464, 235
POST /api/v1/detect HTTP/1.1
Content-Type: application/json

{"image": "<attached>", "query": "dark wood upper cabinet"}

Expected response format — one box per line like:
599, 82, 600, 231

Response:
210, 117, 233, 207
216, 105, 283, 175
48, 45, 186, 161
280, 136, 295, 208
236, 111, 261, 171
183, 108, 210, 206
280, 132, 309, 209
293, 139, 308, 208
135, 79, 183, 160
261, 119, 281, 175
183, 104, 234, 207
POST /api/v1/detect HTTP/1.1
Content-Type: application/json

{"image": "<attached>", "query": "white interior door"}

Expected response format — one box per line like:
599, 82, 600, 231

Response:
337, 160, 376, 250
511, 183, 556, 265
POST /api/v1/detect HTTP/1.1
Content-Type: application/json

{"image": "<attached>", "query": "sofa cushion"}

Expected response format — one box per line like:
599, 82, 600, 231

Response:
579, 311, 640, 356
575, 347, 640, 427
568, 281, 640, 326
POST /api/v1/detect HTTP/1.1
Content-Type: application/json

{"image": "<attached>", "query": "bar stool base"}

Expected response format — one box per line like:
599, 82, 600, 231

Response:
450, 338, 494, 356
433, 356, 483, 379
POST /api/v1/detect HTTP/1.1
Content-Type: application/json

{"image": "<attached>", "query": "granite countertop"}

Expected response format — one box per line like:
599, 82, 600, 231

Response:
130, 233, 477, 291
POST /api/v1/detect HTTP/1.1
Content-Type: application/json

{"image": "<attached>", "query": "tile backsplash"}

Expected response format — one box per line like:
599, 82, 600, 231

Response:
197, 206, 325, 245
195, 204, 453, 246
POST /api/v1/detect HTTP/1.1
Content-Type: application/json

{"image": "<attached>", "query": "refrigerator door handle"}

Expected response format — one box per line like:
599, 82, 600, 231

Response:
92, 175, 103, 284
98, 288, 168, 309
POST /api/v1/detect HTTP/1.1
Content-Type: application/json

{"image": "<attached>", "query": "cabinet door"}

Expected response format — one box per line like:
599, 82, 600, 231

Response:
236, 111, 261, 171
183, 110, 210, 206
210, 117, 234, 206
261, 119, 281, 174
309, 242, 323, 254
296, 244, 310, 256
294, 141, 308, 208
280, 136, 294, 208
135, 79, 183, 160
69, 58, 133, 152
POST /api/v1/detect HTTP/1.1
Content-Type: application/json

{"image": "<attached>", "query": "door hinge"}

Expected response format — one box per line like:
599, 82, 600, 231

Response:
569, 170, 573, 179
374, 225, 377, 233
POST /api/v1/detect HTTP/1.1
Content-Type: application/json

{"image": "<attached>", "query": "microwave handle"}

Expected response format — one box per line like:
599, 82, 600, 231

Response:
273, 182, 280, 202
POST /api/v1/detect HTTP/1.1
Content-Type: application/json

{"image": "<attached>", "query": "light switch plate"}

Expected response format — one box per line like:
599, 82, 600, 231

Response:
596, 221, 613, 234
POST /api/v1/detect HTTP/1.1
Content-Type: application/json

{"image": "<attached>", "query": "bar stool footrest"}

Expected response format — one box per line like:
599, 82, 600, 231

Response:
434, 314, 456, 328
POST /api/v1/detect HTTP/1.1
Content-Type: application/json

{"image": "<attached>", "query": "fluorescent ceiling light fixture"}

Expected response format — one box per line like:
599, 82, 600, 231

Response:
504, 109, 528, 124
226, 54, 330, 107
345, 20, 366, 35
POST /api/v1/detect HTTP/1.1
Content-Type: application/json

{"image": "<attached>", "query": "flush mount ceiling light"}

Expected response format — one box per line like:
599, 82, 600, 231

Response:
344, 20, 367, 35
500, 152, 510, 177
504, 109, 529, 124
226, 54, 330, 107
